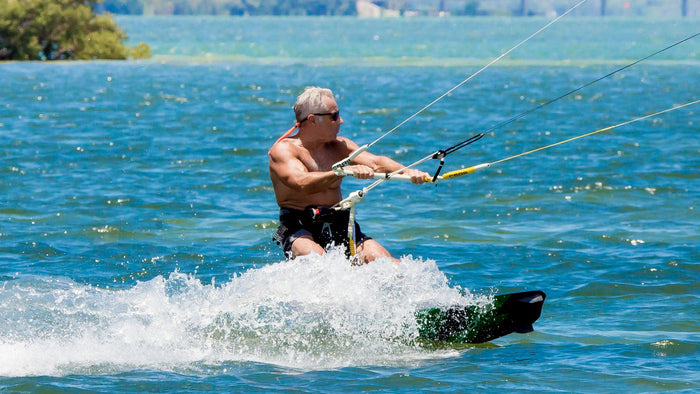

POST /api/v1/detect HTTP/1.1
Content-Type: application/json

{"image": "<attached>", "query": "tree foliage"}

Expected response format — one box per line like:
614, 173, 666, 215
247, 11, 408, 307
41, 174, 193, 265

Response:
0, 0, 130, 60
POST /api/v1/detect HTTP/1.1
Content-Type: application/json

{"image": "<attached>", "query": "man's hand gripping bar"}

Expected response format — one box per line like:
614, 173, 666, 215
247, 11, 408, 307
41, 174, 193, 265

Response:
340, 163, 492, 181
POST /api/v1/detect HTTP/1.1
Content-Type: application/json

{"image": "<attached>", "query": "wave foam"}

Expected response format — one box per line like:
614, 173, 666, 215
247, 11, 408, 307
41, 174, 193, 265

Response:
0, 252, 487, 375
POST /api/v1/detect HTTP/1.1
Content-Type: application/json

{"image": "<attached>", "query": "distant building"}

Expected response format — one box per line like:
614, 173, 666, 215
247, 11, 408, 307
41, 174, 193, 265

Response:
356, 1, 401, 17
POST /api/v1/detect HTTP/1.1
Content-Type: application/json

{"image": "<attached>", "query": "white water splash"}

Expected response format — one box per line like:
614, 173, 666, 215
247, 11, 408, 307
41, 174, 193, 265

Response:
0, 252, 488, 376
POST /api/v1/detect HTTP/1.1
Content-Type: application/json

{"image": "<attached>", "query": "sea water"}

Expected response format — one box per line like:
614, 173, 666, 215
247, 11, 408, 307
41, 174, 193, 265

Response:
0, 16, 698, 391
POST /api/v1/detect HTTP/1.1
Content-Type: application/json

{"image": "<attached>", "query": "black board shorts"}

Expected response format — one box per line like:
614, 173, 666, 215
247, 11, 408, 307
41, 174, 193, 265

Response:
273, 207, 371, 258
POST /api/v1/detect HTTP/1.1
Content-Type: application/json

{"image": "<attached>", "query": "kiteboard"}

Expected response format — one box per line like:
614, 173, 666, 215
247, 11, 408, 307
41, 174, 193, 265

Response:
415, 290, 546, 344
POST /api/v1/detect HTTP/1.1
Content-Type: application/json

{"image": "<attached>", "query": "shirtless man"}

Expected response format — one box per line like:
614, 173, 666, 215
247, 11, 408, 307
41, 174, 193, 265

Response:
269, 87, 429, 263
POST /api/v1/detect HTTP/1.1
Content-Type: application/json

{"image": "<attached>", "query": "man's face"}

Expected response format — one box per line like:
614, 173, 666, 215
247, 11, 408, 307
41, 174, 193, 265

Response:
312, 96, 343, 140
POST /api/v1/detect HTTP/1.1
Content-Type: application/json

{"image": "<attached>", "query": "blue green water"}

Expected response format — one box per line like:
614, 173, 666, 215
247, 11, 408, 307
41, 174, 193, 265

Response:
1, 16, 699, 391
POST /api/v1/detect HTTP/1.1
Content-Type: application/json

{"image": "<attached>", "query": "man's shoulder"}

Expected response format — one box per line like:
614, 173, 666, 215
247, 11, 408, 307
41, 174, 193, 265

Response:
270, 136, 355, 162
269, 137, 302, 159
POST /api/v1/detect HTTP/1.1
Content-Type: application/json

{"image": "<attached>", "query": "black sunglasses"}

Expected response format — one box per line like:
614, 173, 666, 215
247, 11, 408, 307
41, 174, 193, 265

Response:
312, 111, 340, 121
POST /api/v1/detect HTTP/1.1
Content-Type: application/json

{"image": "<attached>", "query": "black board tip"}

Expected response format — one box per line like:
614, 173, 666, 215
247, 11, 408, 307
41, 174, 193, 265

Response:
416, 290, 546, 344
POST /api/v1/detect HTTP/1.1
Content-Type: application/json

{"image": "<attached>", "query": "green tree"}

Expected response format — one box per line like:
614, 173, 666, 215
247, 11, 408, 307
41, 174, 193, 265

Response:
0, 0, 130, 60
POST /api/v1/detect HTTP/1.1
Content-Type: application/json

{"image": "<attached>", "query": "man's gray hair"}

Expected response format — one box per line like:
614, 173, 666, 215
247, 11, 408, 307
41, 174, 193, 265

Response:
293, 87, 334, 123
